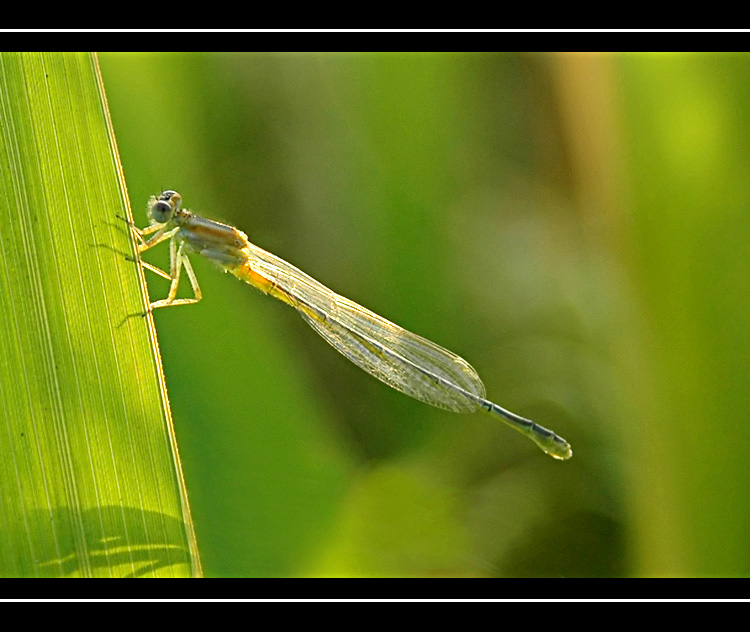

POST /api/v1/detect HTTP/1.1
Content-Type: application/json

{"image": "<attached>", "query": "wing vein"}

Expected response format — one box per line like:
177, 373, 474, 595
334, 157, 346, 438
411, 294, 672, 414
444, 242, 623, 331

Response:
238, 243, 487, 412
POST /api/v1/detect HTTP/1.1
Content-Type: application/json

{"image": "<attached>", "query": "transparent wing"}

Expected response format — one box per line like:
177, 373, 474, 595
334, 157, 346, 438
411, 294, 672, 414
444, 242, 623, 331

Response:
237, 242, 486, 412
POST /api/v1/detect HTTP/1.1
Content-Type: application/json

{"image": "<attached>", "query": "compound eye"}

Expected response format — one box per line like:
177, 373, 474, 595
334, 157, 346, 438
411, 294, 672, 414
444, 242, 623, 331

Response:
150, 199, 173, 223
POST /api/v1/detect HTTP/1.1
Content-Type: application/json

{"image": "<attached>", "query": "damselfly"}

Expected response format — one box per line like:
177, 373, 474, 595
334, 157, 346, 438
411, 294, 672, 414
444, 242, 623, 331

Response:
128, 190, 573, 460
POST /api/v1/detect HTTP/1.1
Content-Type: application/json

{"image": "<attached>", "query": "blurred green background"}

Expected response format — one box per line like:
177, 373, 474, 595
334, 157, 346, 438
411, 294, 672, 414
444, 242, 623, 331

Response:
97, 51, 749, 578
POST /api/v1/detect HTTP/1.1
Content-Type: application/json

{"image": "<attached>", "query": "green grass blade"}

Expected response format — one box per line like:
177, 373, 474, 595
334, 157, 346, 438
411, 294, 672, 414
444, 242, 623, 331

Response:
0, 52, 201, 577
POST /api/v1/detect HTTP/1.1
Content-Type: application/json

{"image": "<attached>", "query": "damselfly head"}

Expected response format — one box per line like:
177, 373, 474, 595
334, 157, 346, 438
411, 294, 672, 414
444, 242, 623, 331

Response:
147, 190, 183, 224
